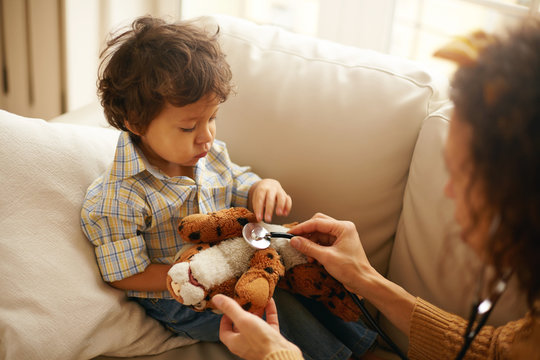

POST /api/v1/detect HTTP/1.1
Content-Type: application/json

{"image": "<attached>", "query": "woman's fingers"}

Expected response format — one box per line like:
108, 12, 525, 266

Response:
265, 298, 279, 327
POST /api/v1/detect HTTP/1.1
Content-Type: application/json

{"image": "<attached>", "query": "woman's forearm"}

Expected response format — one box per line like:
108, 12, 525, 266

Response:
352, 267, 416, 336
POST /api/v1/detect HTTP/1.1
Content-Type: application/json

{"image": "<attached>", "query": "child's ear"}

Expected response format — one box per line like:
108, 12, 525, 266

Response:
124, 120, 142, 136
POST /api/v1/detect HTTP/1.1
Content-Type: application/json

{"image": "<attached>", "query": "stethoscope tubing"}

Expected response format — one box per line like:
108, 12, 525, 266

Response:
348, 292, 409, 360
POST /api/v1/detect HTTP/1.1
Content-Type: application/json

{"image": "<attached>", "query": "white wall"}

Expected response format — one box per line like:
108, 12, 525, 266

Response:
0, 0, 62, 119
317, 0, 395, 53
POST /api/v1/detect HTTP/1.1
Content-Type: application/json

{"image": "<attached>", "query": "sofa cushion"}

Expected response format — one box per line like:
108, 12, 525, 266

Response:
207, 15, 450, 275
0, 110, 195, 359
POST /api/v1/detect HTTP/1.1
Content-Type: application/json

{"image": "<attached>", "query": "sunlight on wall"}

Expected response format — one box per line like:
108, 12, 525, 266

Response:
182, 0, 320, 35
6, 0, 534, 119
390, 0, 531, 78
181, 0, 538, 78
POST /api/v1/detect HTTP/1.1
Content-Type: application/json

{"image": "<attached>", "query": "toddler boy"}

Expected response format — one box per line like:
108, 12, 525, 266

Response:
81, 16, 376, 360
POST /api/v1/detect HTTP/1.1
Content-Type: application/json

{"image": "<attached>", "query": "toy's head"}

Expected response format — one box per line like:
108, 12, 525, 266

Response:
168, 208, 260, 312
178, 207, 257, 244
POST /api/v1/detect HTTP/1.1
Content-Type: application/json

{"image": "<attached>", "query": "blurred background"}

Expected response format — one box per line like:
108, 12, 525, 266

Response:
0, 0, 538, 120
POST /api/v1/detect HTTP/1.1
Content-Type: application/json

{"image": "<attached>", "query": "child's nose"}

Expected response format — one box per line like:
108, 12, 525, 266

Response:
196, 124, 213, 144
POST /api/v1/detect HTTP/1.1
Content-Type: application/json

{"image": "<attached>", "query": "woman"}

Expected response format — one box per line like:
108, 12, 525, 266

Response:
212, 19, 540, 360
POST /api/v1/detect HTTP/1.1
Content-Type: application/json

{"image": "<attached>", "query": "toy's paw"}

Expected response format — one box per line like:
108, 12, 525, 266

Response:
279, 263, 361, 322
234, 271, 273, 314
234, 248, 285, 314
178, 207, 257, 244
167, 261, 209, 311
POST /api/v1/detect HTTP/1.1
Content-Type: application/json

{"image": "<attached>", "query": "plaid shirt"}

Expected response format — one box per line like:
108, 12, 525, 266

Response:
81, 131, 261, 298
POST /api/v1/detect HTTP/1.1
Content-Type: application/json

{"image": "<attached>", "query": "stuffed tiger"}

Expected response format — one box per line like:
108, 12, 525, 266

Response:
167, 207, 362, 321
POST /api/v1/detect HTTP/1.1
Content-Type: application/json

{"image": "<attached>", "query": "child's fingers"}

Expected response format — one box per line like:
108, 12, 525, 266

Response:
252, 190, 266, 222
264, 189, 277, 222
283, 194, 292, 216
274, 191, 286, 216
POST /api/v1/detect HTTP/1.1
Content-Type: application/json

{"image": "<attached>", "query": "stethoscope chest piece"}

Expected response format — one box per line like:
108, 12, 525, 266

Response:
242, 223, 294, 249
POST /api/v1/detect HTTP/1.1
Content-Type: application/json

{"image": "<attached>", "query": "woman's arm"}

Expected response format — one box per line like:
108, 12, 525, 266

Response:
350, 267, 416, 336
290, 214, 538, 359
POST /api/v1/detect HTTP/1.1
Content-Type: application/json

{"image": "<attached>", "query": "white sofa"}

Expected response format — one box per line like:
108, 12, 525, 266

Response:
0, 15, 528, 360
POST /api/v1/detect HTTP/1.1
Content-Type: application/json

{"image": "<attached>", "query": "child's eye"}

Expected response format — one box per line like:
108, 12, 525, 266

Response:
180, 126, 196, 133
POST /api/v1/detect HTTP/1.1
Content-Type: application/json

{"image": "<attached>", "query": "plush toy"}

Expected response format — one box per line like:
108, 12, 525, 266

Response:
433, 30, 495, 65
166, 207, 362, 321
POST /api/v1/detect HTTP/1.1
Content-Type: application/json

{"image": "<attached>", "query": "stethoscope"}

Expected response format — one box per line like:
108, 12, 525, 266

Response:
241, 222, 511, 360
455, 214, 510, 359
455, 268, 512, 360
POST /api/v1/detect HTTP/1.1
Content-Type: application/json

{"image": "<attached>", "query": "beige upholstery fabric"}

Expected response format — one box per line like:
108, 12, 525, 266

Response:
212, 15, 450, 275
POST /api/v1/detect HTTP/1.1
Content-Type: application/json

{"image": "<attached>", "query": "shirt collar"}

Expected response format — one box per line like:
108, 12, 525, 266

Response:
109, 131, 207, 183
109, 132, 150, 180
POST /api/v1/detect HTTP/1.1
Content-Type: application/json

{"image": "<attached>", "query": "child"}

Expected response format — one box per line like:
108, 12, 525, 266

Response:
81, 16, 377, 360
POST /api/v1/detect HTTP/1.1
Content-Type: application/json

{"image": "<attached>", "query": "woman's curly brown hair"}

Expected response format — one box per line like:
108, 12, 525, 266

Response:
450, 19, 540, 309
98, 16, 233, 134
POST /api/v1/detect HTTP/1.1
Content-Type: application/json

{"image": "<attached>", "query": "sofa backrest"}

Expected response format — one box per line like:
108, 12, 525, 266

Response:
211, 15, 450, 276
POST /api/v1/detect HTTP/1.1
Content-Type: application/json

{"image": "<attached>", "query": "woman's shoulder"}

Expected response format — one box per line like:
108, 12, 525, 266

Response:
508, 310, 540, 359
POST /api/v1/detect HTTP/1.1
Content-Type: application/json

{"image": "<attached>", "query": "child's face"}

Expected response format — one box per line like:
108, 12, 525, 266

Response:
135, 94, 220, 176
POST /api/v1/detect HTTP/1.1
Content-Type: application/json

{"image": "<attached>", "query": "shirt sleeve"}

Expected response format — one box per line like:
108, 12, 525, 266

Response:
230, 161, 261, 208
80, 180, 151, 282
207, 140, 261, 209
408, 297, 526, 360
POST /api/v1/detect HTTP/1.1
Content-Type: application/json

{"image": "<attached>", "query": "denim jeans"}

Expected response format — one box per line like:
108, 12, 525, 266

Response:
134, 288, 377, 360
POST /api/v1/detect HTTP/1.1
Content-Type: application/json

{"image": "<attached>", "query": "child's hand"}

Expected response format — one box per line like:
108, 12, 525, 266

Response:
249, 179, 292, 223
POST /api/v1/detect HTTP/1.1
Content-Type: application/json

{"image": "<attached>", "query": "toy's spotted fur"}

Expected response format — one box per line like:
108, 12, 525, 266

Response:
167, 207, 361, 321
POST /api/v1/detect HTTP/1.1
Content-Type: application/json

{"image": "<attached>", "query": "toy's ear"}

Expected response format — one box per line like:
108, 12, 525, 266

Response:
178, 207, 257, 244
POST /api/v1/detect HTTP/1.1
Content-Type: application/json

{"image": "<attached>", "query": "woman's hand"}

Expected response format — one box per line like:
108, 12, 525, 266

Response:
289, 213, 416, 334
213, 294, 302, 360
249, 179, 292, 222
288, 213, 374, 294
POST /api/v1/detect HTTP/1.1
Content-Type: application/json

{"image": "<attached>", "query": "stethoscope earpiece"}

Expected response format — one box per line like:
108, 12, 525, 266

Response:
455, 268, 512, 360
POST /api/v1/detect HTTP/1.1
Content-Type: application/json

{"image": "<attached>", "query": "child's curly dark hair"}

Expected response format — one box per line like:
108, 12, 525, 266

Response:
98, 16, 232, 134
450, 19, 540, 310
